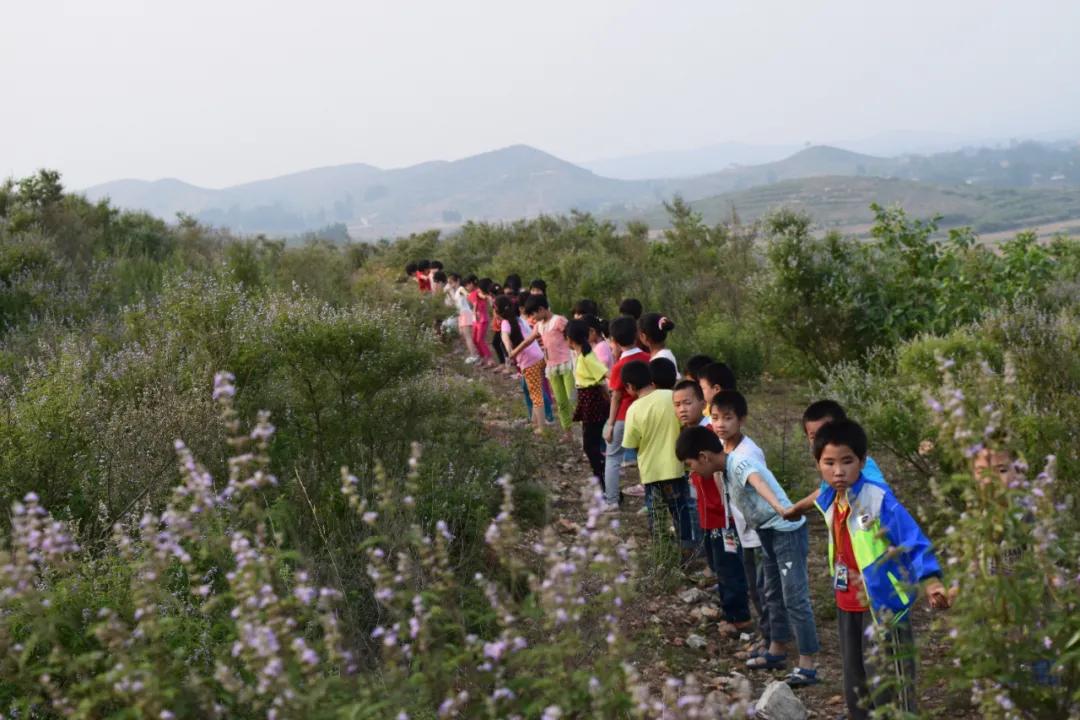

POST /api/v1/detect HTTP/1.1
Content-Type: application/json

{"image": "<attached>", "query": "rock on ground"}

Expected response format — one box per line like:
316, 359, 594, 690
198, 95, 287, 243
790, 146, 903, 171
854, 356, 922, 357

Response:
754, 680, 807, 720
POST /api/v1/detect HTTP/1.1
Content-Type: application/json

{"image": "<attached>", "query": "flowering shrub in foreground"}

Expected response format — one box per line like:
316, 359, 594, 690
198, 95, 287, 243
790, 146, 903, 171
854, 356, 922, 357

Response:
0, 373, 752, 719
926, 356, 1079, 718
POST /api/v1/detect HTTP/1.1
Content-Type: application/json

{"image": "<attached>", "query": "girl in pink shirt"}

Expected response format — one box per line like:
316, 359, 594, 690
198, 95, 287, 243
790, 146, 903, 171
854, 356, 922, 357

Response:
511, 294, 575, 434
496, 296, 546, 434
585, 315, 614, 370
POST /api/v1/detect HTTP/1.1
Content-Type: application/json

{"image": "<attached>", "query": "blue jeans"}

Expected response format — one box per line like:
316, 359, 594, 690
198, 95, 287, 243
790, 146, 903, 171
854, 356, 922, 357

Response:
703, 529, 751, 622
522, 376, 554, 422
602, 421, 626, 505
758, 523, 819, 655
647, 477, 696, 550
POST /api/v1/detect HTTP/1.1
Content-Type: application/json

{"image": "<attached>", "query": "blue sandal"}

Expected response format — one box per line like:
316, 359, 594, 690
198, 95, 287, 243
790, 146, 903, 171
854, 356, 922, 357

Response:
785, 667, 820, 687
745, 652, 787, 670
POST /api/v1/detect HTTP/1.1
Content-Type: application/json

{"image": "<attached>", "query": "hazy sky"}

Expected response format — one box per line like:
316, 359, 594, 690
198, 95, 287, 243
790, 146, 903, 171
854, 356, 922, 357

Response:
4, 0, 1079, 188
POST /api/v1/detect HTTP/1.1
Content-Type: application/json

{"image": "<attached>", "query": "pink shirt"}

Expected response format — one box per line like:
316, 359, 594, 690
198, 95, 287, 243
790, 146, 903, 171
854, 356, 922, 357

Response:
538, 315, 572, 367
593, 338, 614, 370
503, 319, 543, 369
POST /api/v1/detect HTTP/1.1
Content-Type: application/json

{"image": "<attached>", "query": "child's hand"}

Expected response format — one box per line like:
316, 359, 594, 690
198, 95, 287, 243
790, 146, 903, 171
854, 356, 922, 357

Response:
925, 579, 951, 609
603, 424, 613, 444
780, 506, 803, 521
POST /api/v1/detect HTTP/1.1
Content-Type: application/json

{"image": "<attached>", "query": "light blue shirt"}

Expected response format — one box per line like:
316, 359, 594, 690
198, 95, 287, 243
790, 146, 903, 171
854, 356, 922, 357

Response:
726, 453, 805, 532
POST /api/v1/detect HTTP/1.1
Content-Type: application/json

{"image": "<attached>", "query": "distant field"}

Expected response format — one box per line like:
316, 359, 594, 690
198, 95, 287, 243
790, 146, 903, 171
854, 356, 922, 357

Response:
616, 176, 1080, 238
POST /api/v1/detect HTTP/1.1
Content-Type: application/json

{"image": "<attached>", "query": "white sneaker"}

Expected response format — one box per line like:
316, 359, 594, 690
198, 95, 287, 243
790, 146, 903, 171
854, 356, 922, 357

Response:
464, 356, 478, 364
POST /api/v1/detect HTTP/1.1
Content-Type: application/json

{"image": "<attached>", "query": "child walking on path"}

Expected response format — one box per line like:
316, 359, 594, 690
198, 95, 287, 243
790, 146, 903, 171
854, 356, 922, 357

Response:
602, 316, 647, 505
677, 419, 821, 688
514, 295, 575, 433
812, 420, 950, 718
622, 360, 696, 554
496, 295, 547, 435
565, 319, 609, 486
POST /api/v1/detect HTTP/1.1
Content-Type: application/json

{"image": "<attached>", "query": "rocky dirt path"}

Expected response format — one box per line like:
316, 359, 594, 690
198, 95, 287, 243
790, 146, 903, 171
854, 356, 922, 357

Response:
467, 358, 970, 719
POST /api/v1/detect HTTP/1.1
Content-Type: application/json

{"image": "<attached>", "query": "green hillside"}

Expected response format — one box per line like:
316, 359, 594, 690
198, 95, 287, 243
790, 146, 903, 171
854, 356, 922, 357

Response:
617, 176, 1080, 236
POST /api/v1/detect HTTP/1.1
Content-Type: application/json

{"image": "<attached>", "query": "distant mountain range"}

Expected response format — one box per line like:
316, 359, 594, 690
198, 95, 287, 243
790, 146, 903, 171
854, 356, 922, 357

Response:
81, 139, 1080, 239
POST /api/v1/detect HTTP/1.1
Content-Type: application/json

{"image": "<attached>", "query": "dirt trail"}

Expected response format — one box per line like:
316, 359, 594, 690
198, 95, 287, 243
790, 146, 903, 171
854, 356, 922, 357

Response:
466, 357, 970, 719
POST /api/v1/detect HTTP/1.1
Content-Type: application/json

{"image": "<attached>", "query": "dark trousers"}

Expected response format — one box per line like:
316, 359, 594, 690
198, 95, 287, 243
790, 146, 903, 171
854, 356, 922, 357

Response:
838, 610, 918, 719
581, 421, 606, 480
647, 477, 696, 550
703, 530, 751, 622
492, 333, 507, 364
743, 546, 769, 642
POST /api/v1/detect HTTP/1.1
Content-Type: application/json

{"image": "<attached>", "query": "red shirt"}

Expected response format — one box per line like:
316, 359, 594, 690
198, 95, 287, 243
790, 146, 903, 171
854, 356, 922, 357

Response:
834, 501, 869, 612
609, 348, 646, 421
688, 471, 727, 530
416, 271, 431, 293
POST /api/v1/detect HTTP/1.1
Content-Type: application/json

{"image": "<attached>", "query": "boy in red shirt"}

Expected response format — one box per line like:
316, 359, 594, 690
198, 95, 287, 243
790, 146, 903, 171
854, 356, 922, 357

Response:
673, 380, 751, 633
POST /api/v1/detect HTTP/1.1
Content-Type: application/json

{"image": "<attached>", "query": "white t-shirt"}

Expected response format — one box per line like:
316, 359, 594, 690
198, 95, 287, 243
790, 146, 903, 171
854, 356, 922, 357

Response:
724, 435, 765, 548
650, 348, 681, 379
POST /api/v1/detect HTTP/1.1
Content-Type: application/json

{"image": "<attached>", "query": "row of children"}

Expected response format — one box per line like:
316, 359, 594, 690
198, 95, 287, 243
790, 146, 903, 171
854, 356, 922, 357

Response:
407, 261, 954, 719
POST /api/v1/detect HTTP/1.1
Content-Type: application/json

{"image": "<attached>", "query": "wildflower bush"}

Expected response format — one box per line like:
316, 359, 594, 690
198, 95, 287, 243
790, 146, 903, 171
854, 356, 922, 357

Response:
0, 377, 754, 719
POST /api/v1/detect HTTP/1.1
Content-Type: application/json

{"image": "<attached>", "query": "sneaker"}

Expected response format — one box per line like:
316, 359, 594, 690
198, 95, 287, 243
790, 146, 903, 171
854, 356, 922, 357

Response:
623, 484, 645, 497
784, 667, 820, 687
464, 356, 478, 364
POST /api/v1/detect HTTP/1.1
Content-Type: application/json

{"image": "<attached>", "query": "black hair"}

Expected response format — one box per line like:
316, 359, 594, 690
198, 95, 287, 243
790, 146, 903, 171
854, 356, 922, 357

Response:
673, 379, 704, 401
530, 278, 547, 293
406, 262, 418, 275
490, 282, 503, 296
504, 274, 522, 291
620, 360, 652, 391
448, 272, 462, 282
618, 298, 643, 319
813, 419, 868, 461
523, 294, 550, 316
418, 259, 431, 272
649, 358, 677, 390
584, 314, 608, 338
433, 270, 447, 283
676, 425, 725, 461
640, 312, 676, 344
802, 400, 848, 428
495, 296, 525, 347
565, 319, 592, 354
430, 260, 443, 270
573, 299, 599, 317
478, 277, 493, 294
463, 274, 478, 286
710, 390, 748, 419
699, 362, 737, 391
685, 354, 715, 380
517, 289, 531, 308
609, 316, 639, 347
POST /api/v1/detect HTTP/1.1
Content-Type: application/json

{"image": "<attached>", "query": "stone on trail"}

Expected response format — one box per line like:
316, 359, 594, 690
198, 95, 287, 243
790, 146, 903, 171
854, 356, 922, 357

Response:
686, 633, 707, 650
755, 680, 807, 720
698, 604, 720, 619
678, 587, 709, 604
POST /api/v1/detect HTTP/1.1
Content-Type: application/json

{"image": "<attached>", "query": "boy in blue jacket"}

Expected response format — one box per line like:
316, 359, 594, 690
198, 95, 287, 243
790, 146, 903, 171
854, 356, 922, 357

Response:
813, 420, 951, 719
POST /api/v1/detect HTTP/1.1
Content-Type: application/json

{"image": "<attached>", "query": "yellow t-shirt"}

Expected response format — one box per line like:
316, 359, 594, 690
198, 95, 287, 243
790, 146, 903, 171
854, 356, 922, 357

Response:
574, 350, 608, 388
622, 389, 684, 484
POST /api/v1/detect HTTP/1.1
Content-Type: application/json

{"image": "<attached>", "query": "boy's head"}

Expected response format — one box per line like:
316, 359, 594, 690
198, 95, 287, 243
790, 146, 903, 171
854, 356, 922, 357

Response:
609, 315, 639, 349
675, 425, 727, 477
430, 260, 443, 272
709, 390, 747, 444
447, 272, 461, 288
523, 294, 551, 319
649, 358, 677, 390
432, 270, 447, 286
504, 273, 522, 291
618, 298, 643, 320
478, 277, 493, 295
698, 362, 737, 404
463, 274, 478, 290
973, 447, 1020, 487
672, 380, 706, 427
529, 278, 547, 295
405, 262, 418, 276
417, 259, 431, 273
802, 400, 848, 448
813, 420, 867, 492
620, 360, 652, 398
685, 354, 714, 382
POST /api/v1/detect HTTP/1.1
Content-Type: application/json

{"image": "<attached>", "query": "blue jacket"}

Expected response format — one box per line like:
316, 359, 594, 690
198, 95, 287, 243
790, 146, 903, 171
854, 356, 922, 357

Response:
815, 473, 942, 624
